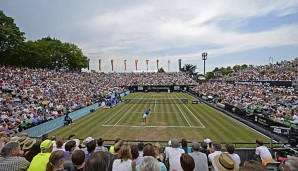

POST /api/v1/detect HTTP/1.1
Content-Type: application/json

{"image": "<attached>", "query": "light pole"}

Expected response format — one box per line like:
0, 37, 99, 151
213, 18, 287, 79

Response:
88, 59, 90, 70
202, 52, 207, 76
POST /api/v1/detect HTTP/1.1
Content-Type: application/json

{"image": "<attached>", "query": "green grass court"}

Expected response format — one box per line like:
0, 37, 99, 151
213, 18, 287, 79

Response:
50, 92, 269, 144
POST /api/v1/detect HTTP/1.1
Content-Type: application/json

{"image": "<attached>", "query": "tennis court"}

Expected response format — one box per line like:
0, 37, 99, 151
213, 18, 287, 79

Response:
102, 93, 204, 128
50, 92, 269, 143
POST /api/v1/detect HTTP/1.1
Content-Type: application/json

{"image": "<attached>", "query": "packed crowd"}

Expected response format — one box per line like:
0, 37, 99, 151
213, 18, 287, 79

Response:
191, 82, 298, 125
0, 66, 196, 137
1, 133, 297, 171
217, 58, 298, 81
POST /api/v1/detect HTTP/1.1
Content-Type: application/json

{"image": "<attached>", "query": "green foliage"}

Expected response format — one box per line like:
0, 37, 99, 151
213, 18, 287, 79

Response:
0, 10, 25, 64
158, 67, 165, 73
205, 72, 214, 80
181, 64, 197, 75
0, 11, 87, 71
241, 64, 248, 70
233, 65, 241, 71
260, 70, 265, 75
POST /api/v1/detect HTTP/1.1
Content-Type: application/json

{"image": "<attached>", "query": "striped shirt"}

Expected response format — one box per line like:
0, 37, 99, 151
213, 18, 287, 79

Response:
0, 156, 30, 171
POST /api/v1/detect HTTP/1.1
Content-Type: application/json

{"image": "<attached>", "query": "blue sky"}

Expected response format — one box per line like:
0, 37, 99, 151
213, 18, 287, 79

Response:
1, 0, 298, 73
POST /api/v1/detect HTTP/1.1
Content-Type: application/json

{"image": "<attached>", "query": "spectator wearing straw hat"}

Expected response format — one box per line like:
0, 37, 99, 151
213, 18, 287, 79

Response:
0, 142, 30, 171
24, 140, 42, 162
213, 153, 239, 171
18, 135, 29, 150
28, 139, 53, 171
22, 138, 36, 156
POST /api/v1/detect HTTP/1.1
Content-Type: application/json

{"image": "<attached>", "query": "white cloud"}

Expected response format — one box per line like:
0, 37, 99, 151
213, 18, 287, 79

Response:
2, 0, 298, 72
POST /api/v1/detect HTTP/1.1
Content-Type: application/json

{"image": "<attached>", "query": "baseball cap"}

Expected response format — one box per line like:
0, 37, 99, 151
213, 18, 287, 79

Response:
191, 141, 200, 149
40, 140, 53, 149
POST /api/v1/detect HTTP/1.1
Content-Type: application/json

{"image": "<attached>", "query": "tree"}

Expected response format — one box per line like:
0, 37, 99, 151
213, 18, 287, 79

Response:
157, 67, 165, 73
241, 64, 248, 70
181, 64, 197, 76
205, 72, 214, 80
233, 65, 241, 72
0, 10, 25, 65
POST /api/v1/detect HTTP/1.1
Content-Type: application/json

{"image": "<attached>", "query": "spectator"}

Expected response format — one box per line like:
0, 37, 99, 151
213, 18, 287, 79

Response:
71, 149, 85, 171
225, 143, 241, 166
112, 144, 136, 171
280, 158, 298, 171
208, 142, 222, 171
85, 139, 96, 160
28, 139, 53, 171
46, 150, 68, 171
96, 138, 108, 153
136, 142, 144, 165
239, 160, 268, 171
213, 153, 238, 171
139, 143, 167, 171
154, 142, 164, 162
109, 138, 121, 154
254, 140, 273, 165
64, 140, 78, 171
53, 138, 65, 152
0, 142, 30, 171
189, 141, 208, 171
165, 139, 185, 171
22, 138, 36, 157
180, 153, 195, 171
130, 145, 139, 165
84, 151, 110, 171
138, 156, 160, 171
108, 140, 123, 171
24, 140, 42, 162
179, 139, 191, 154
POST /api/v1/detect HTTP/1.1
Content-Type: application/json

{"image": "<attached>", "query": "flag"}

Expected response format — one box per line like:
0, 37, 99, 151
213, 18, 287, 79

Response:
124, 60, 127, 71
99, 59, 101, 71
135, 59, 138, 71
111, 59, 114, 71
146, 60, 149, 71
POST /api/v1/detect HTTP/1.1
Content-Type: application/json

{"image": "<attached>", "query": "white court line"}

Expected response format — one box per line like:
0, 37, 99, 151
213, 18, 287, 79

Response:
154, 98, 157, 112
113, 96, 143, 126
170, 95, 191, 127
174, 94, 205, 128
102, 125, 204, 128
127, 112, 183, 114
102, 95, 142, 125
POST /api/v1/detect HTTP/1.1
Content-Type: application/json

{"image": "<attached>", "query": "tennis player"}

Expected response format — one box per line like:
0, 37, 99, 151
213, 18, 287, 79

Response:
143, 108, 150, 123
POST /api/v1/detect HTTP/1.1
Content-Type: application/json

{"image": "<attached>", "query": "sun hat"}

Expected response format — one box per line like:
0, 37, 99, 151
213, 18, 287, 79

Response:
23, 139, 36, 150
81, 137, 94, 147
214, 153, 238, 171
19, 136, 29, 146
10, 136, 19, 142
40, 140, 54, 149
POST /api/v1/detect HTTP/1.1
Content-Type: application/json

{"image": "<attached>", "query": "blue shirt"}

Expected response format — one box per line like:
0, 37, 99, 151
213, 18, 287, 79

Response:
144, 109, 150, 115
